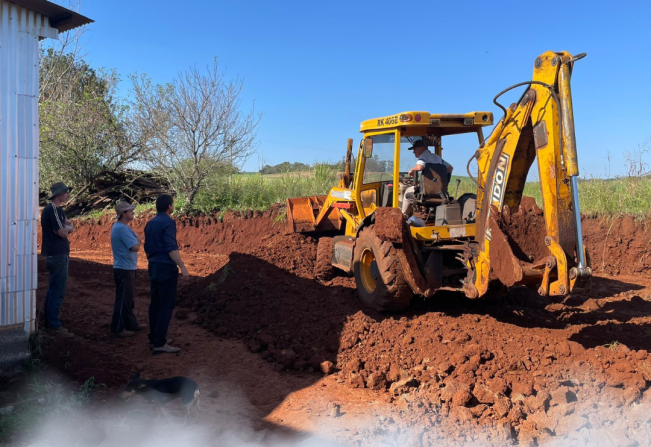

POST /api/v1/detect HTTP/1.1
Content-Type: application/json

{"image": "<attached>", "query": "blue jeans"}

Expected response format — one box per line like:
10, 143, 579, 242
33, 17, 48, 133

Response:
44, 255, 69, 329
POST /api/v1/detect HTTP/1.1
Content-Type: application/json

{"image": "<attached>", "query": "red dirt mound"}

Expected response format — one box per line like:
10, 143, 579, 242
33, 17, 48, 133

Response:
583, 214, 651, 276
179, 232, 361, 371
62, 199, 649, 278
482, 197, 651, 278
335, 295, 651, 446
67, 206, 286, 255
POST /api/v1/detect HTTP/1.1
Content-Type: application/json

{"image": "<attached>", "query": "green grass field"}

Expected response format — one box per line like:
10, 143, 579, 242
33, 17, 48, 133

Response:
443, 175, 651, 218
523, 176, 651, 218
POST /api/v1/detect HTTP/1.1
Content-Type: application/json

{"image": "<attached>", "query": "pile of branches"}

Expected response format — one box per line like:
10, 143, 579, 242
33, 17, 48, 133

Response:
40, 170, 171, 217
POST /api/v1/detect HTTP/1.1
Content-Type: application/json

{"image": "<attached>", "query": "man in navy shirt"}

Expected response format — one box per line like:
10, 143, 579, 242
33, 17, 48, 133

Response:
144, 194, 188, 354
41, 182, 75, 337
111, 201, 146, 337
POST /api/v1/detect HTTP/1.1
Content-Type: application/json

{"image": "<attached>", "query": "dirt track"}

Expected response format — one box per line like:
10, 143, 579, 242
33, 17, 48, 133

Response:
31, 206, 651, 446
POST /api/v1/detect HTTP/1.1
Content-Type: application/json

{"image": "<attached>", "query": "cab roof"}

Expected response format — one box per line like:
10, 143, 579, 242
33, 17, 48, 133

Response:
360, 111, 494, 136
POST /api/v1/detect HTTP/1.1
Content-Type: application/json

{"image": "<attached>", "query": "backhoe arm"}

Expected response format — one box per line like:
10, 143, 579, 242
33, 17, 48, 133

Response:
466, 51, 592, 299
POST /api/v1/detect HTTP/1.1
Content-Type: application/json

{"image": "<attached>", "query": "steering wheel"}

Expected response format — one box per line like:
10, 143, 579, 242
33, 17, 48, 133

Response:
398, 172, 413, 186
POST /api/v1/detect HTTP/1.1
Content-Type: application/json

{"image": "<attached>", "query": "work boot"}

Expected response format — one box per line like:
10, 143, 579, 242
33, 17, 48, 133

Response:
48, 327, 74, 338
115, 330, 136, 338
152, 344, 181, 355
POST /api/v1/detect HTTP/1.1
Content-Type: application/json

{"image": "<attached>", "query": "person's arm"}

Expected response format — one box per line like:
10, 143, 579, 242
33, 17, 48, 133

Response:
441, 162, 454, 183
408, 163, 425, 177
55, 227, 70, 238
46, 205, 71, 239
129, 229, 141, 251
119, 226, 140, 252
164, 222, 188, 277
169, 250, 189, 277
143, 223, 150, 256
64, 218, 74, 234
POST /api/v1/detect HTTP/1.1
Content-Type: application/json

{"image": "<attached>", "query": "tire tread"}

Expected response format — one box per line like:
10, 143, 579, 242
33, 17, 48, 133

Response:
354, 225, 412, 312
315, 237, 335, 281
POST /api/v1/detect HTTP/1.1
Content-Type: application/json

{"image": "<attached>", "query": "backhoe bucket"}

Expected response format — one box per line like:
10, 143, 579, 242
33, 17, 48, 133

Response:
286, 196, 342, 233
486, 201, 582, 293
487, 211, 535, 287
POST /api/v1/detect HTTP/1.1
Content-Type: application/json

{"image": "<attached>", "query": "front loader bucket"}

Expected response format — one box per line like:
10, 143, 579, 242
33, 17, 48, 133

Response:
286, 196, 342, 233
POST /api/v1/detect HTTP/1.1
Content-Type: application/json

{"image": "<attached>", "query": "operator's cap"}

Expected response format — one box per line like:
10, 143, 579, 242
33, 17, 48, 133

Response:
48, 182, 72, 200
407, 140, 426, 151
115, 201, 136, 219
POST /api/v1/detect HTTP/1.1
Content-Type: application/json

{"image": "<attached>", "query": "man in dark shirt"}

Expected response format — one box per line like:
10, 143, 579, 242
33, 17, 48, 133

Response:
144, 194, 189, 354
41, 182, 75, 337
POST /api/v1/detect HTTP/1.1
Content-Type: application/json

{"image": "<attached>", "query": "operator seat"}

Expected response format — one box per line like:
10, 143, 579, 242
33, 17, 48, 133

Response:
416, 163, 450, 206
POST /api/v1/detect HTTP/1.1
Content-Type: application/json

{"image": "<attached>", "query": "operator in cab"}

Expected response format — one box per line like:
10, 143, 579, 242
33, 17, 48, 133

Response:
401, 139, 453, 217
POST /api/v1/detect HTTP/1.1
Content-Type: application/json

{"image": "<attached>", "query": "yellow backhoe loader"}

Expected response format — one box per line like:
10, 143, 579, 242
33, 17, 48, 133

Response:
287, 51, 592, 311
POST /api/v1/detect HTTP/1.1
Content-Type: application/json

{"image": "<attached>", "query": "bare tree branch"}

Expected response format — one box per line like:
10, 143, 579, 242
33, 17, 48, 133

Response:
130, 58, 261, 205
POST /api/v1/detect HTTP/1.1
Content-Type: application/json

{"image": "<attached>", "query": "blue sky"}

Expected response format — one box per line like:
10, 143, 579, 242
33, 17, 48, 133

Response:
71, 0, 650, 176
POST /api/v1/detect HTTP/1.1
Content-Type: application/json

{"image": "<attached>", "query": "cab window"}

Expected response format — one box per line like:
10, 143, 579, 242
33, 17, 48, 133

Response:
362, 133, 395, 184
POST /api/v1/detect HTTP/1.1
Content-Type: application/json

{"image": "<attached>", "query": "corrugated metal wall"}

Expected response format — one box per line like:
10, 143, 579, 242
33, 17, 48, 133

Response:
0, 0, 58, 333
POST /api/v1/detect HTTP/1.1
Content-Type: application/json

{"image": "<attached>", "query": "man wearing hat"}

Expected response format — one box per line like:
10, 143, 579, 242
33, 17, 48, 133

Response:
402, 139, 453, 217
110, 201, 145, 337
41, 182, 75, 337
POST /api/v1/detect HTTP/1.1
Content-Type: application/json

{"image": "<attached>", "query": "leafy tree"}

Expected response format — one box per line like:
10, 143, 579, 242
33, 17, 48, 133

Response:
365, 155, 390, 173
39, 50, 151, 199
259, 162, 312, 174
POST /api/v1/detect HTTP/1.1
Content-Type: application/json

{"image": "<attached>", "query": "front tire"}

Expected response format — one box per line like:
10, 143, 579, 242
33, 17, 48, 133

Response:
353, 225, 412, 312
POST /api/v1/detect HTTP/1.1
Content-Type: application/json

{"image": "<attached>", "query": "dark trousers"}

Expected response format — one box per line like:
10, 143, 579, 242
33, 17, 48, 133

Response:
111, 269, 139, 333
148, 262, 178, 348
44, 255, 69, 329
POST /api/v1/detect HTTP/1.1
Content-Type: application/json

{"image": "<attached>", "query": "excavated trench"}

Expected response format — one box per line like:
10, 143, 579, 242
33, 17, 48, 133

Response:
27, 201, 651, 446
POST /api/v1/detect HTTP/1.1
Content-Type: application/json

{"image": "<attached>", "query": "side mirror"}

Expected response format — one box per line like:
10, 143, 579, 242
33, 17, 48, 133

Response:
364, 138, 373, 158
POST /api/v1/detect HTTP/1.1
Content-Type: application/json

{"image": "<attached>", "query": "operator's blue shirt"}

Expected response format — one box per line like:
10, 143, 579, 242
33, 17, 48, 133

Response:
144, 213, 179, 266
111, 222, 139, 270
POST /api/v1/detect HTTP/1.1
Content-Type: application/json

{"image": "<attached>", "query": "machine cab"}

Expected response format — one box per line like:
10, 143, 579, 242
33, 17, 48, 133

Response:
354, 111, 494, 233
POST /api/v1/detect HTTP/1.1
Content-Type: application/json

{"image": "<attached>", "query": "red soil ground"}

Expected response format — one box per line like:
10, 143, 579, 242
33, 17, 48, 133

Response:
14, 203, 651, 446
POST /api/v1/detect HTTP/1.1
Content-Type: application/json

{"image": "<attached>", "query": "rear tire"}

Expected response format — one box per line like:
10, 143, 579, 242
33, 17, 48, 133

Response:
353, 225, 412, 312
315, 237, 335, 281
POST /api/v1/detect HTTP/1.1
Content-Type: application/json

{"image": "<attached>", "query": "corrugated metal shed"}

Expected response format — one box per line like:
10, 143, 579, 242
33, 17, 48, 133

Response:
4, 0, 93, 33
0, 0, 91, 340
0, 0, 56, 333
